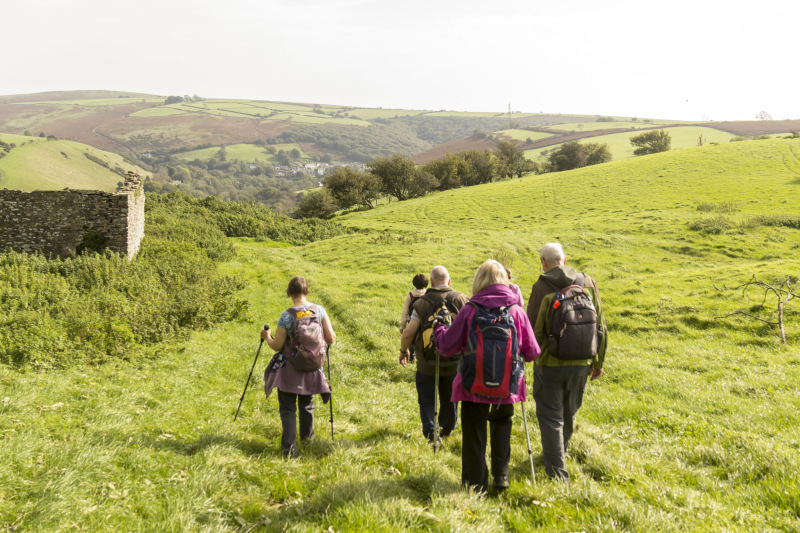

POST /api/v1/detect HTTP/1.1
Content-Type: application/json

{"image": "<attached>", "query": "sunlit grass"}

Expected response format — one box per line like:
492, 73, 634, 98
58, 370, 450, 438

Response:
3, 138, 800, 530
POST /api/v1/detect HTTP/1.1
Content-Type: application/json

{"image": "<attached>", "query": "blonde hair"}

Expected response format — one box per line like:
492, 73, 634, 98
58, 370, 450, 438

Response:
471, 259, 509, 295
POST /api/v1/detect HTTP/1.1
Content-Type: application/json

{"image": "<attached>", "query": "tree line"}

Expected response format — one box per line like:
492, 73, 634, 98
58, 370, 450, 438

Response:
294, 129, 683, 219
294, 140, 558, 219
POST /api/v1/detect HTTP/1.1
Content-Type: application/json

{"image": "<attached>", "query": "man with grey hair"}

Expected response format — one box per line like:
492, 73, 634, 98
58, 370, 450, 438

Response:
400, 265, 469, 445
526, 243, 608, 481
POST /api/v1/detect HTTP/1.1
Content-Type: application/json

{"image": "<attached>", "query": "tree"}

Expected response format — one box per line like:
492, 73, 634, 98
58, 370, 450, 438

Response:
424, 154, 464, 191
368, 154, 419, 201
548, 141, 587, 171
546, 141, 612, 172
460, 150, 497, 186
495, 140, 527, 179
165, 95, 184, 105
584, 142, 612, 166
276, 150, 293, 166
293, 188, 339, 219
755, 110, 772, 121
324, 166, 380, 209
629, 129, 671, 156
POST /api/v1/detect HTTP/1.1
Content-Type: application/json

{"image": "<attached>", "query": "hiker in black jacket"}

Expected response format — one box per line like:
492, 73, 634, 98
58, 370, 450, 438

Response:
527, 243, 608, 481
399, 266, 469, 444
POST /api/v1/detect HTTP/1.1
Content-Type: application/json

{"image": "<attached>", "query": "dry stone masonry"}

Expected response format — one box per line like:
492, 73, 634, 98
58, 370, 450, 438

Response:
0, 171, 145, 259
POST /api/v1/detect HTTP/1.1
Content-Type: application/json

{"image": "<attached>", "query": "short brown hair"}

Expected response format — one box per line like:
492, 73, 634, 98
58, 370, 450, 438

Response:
286, 276, 309, 298
412, 273, 429, 290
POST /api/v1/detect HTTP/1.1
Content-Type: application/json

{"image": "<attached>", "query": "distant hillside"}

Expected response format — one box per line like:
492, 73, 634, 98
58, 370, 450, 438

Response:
0, 133, 148, 192
0, 91, 586, 162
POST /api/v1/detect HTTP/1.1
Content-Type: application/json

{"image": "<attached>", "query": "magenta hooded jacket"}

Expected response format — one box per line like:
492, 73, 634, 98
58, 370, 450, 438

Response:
432, 283, 540, 404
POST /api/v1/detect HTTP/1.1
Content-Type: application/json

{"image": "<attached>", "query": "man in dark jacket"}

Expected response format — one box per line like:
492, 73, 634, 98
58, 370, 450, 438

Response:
527, 243, 608, 481
400, 265, 469, 444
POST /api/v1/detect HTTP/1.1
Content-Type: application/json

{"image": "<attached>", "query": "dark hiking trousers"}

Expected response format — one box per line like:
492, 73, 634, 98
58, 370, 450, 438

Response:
532, 364, 591, 481
460, 401, 514, 493
415, 371, 458, 441
278, 390, 315, 457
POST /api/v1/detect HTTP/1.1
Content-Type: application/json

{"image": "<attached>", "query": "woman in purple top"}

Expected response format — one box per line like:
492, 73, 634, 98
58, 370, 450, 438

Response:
261, 276, 336, 457
433, 259, 540, 493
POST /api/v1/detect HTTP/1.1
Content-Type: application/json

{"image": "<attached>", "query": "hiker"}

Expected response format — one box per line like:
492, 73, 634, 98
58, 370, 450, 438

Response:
432, 259, 540, 493
399, 266, 468, 444
261, 276, 336, 457
504, 265, 525, 308
400, 273, 429, 333
526, 243, 607, 481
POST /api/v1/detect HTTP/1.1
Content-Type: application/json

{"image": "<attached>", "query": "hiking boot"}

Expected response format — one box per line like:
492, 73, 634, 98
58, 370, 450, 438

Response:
493, 475, 509, 492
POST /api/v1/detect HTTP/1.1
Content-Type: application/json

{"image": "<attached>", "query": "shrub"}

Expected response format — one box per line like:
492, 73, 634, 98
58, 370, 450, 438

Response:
688, 216, 734, 234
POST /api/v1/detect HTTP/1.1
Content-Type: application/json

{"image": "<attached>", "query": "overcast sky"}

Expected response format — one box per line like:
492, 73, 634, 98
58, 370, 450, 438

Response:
5, 0, 798, 121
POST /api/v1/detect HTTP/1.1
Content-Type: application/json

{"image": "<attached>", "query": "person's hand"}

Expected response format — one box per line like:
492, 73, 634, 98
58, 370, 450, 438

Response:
399, 349, 410, 367
590, 367, 604, 381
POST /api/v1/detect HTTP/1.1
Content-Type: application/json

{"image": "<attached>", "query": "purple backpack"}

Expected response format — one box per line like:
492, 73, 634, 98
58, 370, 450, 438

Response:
283, 305, 326, 372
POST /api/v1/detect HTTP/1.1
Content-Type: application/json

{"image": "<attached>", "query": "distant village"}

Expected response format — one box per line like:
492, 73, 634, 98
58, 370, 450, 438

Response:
271, 161, 368, 180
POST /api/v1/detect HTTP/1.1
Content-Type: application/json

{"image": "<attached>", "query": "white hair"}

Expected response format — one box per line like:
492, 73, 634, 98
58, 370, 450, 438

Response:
540, 243, 565, 265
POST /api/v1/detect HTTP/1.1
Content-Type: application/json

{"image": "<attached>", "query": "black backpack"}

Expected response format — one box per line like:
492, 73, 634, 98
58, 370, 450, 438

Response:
417, 291, 460, 368
546, 274, 599, 360
460, 303, 522, 399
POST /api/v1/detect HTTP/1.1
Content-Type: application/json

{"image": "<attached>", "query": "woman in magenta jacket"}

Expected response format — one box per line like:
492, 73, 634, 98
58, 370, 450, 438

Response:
433, 259, 540, 493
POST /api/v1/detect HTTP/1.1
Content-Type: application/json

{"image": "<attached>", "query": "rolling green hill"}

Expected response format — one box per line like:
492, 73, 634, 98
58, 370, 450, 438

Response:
5, 139, 799, 530
0, 133, 148, 191
229, 138, 800, 530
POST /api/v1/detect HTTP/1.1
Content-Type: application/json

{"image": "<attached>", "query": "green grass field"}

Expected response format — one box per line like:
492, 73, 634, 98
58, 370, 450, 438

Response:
130, 100, 374, 126
499, 130, 554, 143
0, 134, 146, 191
525, 126, 745, 162
2, 139, 800, 531
174, 143, 307, 164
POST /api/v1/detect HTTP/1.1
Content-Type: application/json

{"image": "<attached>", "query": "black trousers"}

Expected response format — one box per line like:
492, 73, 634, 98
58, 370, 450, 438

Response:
532, 364, 591, 480
277, 390, 315, 457
415, 371, 458, 441
460, 401, 514, 493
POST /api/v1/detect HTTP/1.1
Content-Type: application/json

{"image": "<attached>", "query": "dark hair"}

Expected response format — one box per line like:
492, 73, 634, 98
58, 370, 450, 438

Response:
286, 276, 309, 298
412, 273, 429, 290
503, 265, 512, 280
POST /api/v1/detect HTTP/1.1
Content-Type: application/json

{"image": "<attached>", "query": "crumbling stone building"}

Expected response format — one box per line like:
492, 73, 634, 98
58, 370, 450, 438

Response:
0, 172, 145, 259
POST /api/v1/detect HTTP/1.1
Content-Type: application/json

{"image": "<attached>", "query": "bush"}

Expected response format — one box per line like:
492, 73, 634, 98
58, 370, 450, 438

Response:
688, 216, 734, 234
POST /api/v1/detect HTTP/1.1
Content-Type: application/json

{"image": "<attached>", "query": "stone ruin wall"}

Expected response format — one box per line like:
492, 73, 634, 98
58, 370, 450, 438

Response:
0, 172, 145, 259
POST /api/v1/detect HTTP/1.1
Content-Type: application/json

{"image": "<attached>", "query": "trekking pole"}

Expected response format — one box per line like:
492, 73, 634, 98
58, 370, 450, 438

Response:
520, 398, 536, 487
234, 325, 268, 422
326, 344, 334, 440
433, 350, 440, 454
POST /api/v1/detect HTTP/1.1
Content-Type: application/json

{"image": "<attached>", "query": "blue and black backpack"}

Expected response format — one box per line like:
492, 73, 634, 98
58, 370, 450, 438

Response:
460, 303, 523, 399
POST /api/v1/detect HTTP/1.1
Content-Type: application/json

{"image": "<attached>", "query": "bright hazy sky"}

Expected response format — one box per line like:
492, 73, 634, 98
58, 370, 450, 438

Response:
5, 0, 798, 121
